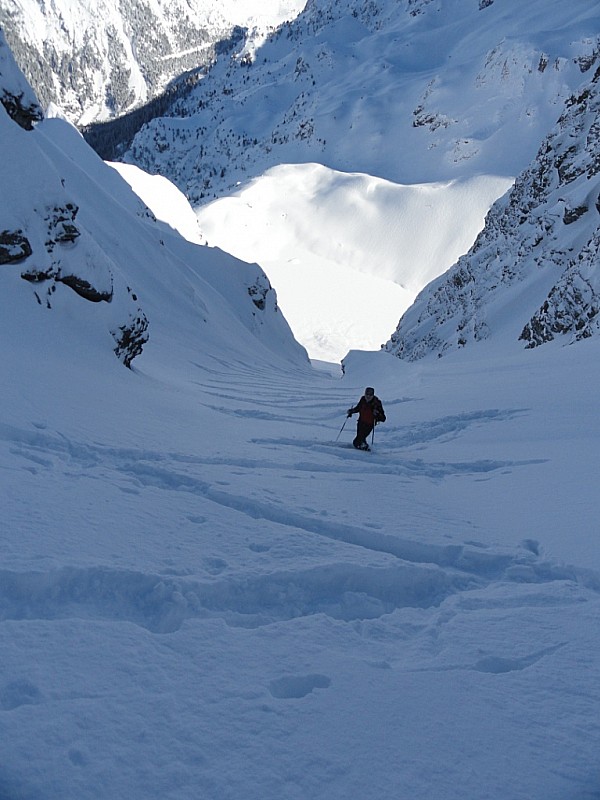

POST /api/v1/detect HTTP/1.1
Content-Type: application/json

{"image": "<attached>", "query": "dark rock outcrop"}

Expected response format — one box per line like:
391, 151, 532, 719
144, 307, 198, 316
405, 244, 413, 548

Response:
0, 230, 32, 264
0, 89, 43, 130
111, 309, 150, 368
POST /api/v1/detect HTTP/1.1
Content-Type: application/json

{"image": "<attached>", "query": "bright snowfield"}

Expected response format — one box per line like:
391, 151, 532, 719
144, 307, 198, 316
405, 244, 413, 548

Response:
115, 159, 512, 361
2, 82, 600, 800
194, 166, 513, 361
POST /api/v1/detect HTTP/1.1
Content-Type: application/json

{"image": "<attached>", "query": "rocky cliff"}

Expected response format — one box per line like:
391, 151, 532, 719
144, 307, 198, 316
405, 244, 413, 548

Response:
385, 55, 600, 359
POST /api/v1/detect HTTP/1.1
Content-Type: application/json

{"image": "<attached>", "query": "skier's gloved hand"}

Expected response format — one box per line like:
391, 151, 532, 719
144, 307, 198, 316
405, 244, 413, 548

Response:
347, 409, 353, 417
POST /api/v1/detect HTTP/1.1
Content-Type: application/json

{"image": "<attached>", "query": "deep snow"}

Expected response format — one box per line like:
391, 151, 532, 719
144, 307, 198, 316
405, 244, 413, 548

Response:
2, 321, 600, 800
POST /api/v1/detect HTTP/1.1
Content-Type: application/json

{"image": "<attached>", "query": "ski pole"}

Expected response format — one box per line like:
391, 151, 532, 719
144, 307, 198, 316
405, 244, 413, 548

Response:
335, 415, 350, 442
371, 422, 376, 448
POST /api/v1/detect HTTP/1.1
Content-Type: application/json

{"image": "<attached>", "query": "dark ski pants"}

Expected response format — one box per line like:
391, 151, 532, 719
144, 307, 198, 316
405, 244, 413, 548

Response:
353, 421, 373, 449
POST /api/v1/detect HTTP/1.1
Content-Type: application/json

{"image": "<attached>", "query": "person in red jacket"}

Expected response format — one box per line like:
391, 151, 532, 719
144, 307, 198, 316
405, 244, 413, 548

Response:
347, 387, 386, 451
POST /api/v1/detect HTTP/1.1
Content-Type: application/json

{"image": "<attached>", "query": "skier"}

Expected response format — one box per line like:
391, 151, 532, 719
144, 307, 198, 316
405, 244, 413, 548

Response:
347, 387, 386, 451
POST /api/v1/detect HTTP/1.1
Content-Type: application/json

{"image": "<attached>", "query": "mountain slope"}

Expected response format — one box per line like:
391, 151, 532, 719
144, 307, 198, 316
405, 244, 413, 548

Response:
122, 0, 600, 204
7, 0, 599, 364
0, 30, 308, 375
0, 0, 305, 125
3, 16, 600, 800
193, 163, 512, 360
113, 0, 600, 362
384, 59, 600, 360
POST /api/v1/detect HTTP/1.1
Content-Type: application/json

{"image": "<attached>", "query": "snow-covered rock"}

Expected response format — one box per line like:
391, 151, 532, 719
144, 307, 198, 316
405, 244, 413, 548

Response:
385, 58, 600, 359
0, 29, 308, 371
0, 28, 43, 129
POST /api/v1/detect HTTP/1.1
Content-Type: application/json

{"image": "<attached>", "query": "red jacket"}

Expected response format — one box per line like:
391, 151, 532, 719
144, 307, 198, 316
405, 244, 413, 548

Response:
349, 395, 386, 426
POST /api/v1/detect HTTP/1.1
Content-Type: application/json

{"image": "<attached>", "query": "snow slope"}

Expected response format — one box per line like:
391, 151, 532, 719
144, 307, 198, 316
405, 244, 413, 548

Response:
2, 28, 600, 800
2, 300, 600, 800
0, 29, 307, 377
194, 163, 512, 360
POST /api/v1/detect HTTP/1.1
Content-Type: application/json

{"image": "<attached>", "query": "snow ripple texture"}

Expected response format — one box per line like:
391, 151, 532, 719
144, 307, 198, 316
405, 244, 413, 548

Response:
1, 402, 597, 634
2, 352, 600, 800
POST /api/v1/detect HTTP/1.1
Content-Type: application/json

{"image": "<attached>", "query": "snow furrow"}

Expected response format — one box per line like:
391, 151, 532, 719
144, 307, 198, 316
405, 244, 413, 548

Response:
0, 554, 595, 634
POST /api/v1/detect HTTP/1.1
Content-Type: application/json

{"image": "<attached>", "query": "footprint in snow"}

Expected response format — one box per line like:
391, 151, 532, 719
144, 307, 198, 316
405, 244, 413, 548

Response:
0, 679, 43, 711
269, 674, 331, 699
472, 643, 564, 674
203, 557, 228, 575
248, 543, 271, 553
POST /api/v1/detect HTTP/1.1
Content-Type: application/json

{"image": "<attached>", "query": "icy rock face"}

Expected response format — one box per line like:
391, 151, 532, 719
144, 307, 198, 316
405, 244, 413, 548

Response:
385, 58, 600, 360
7, 192, 150, 368
247, 274, 272, 311
520, 73, 600, 347
0, 87, 43, 130
0, 230, 33, 264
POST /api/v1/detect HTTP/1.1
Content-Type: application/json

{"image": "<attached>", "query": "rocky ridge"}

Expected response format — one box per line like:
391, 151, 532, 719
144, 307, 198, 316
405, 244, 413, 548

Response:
384, 55, 600, 359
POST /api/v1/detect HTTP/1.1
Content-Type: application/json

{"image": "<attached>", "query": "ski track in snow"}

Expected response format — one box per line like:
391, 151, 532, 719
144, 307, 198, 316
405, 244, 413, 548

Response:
0, 388, 597, 638
1, 353, 600, 800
